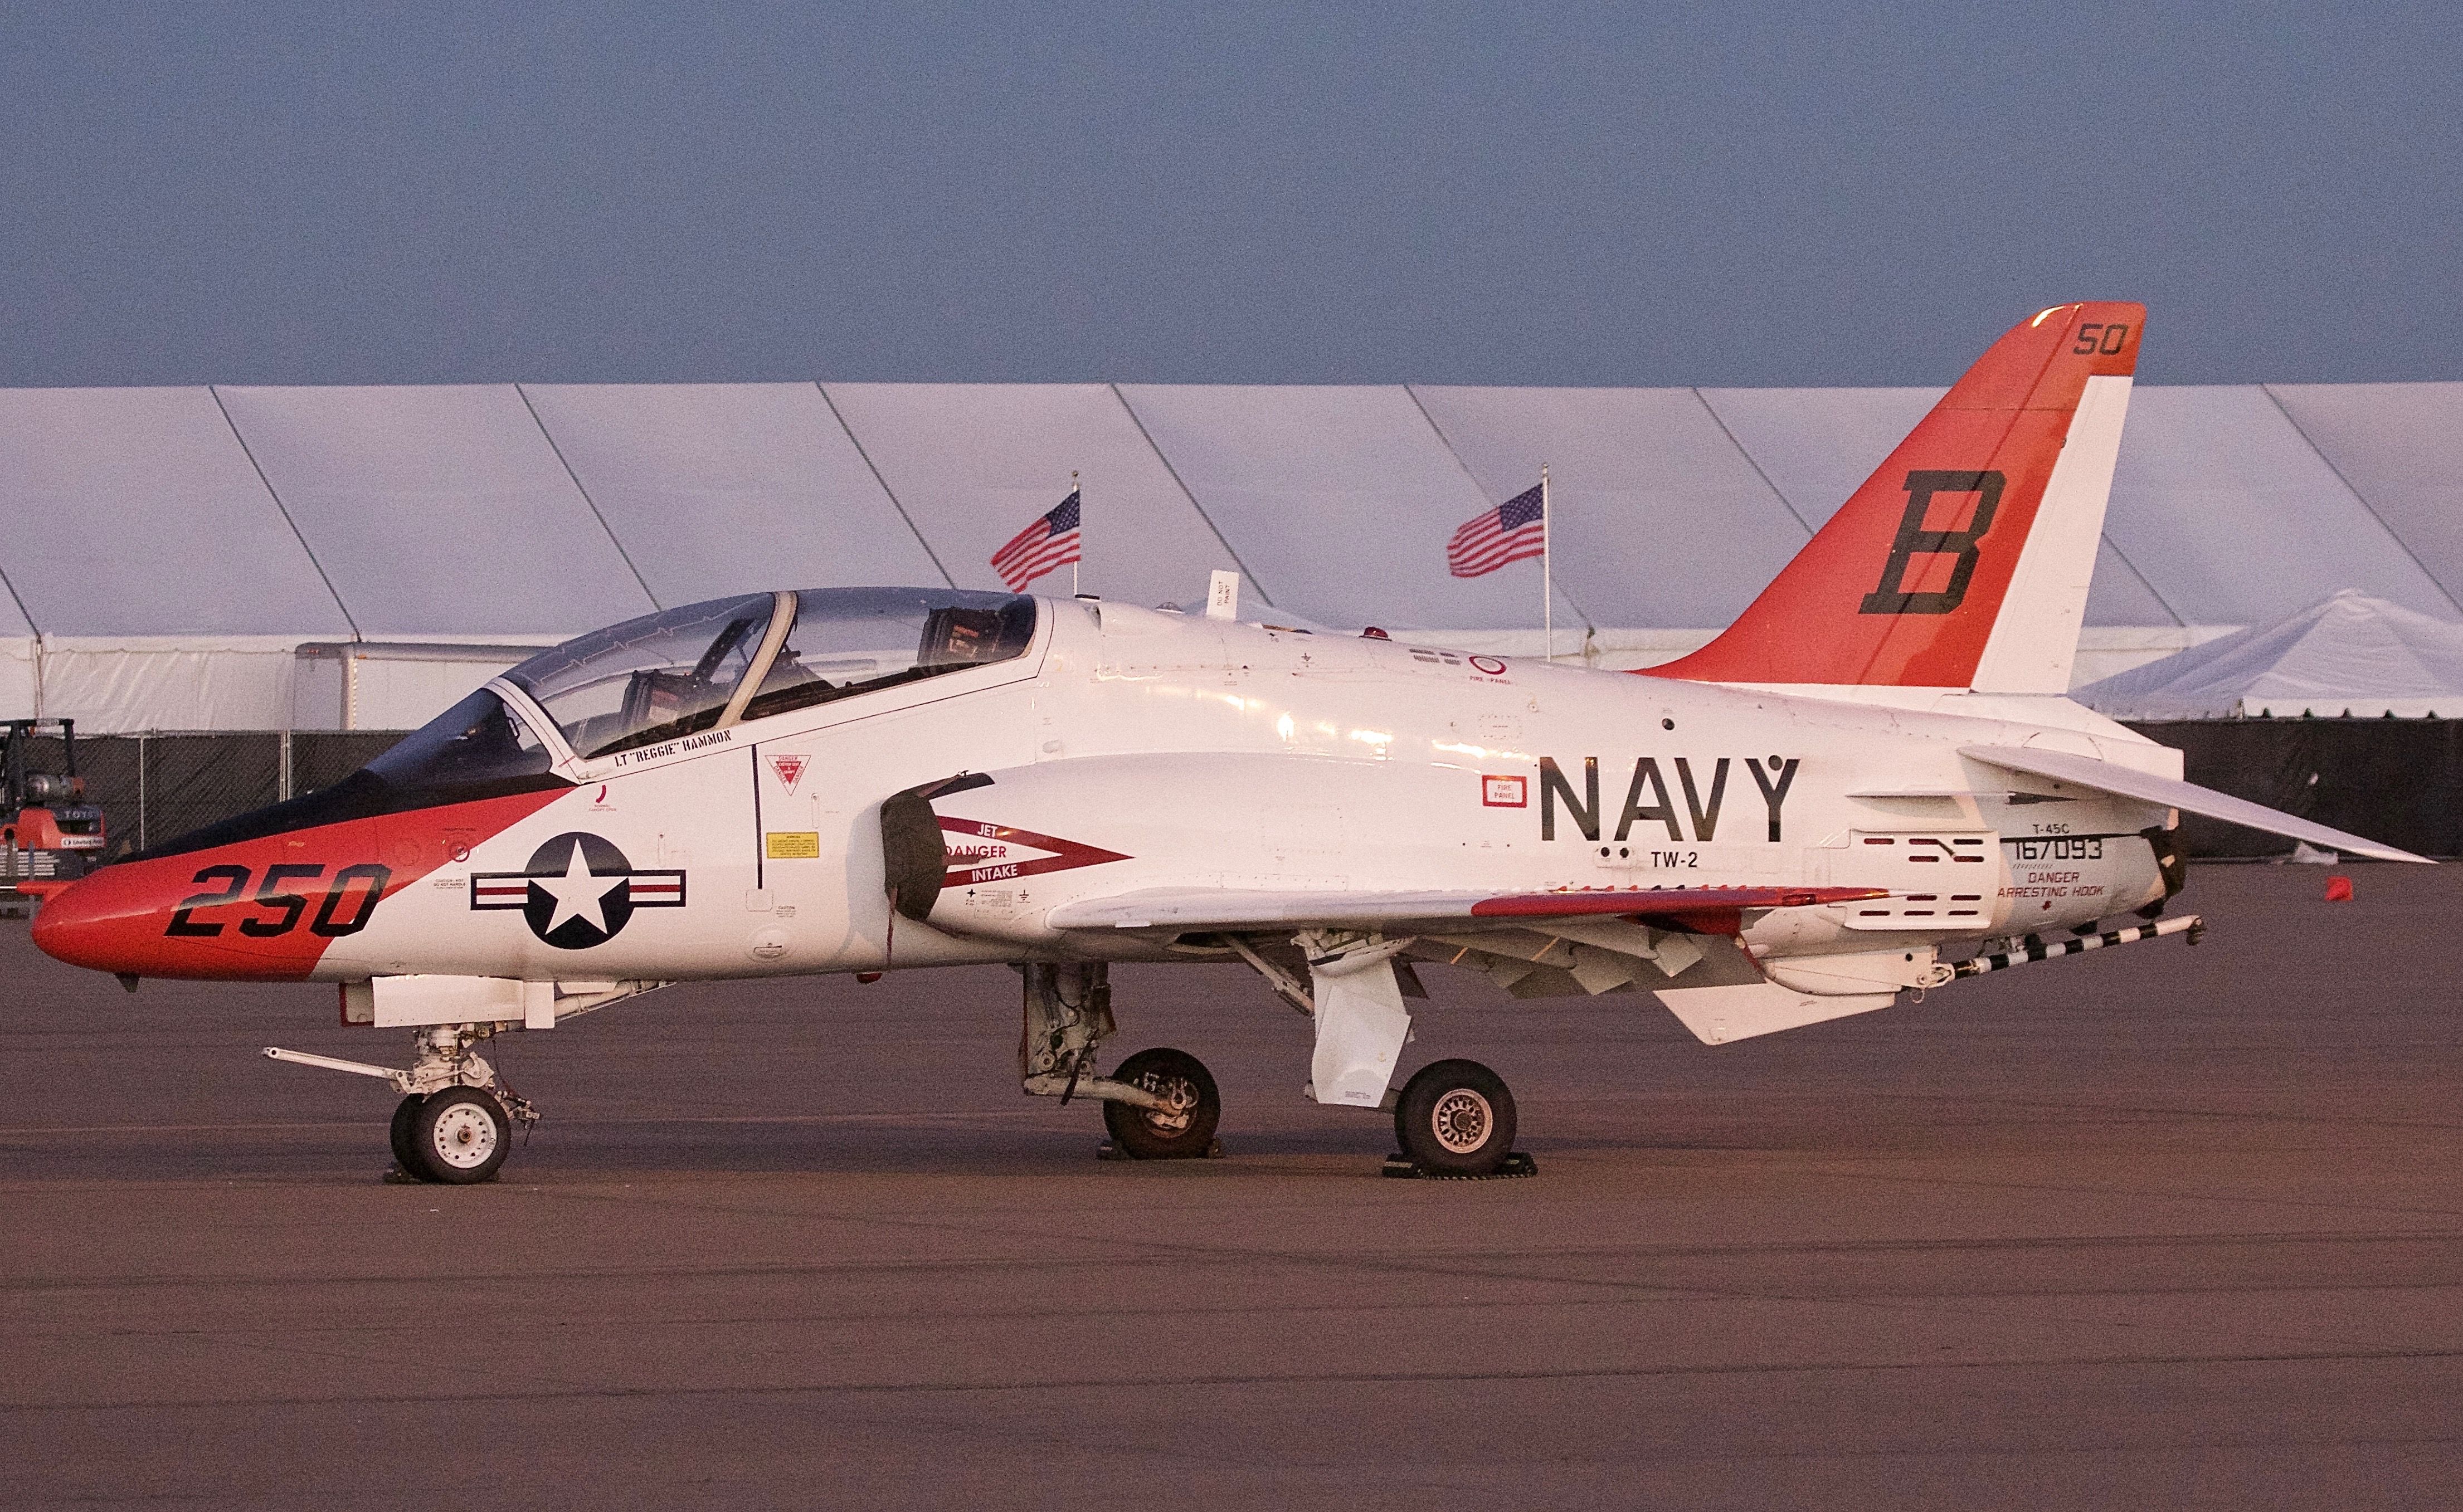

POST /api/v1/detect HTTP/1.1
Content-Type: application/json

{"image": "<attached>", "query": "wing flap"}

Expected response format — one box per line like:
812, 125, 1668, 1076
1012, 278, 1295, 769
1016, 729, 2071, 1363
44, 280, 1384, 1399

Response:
1045, 885, 1887, 931
1959, 743, 2430, 864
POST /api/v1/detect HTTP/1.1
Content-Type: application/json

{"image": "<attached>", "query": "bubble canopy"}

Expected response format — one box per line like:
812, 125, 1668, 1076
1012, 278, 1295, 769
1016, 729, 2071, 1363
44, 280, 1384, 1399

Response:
502, 588, 1038, 760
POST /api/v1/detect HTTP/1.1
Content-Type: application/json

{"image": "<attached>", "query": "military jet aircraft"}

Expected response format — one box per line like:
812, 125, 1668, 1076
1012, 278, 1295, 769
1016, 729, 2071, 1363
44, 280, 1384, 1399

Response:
30, 301, 2426, 1183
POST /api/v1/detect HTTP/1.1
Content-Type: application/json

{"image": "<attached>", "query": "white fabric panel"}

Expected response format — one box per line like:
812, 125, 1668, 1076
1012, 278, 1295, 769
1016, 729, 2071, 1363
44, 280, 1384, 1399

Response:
1410, 387, 1803, 627
0, 582, 31, 638
0, 388, 348, 636
287, 640, 562, 731
2075, 541, 2180, 628
2267, 382, 2463, 607
1700, 385, 2178, 627
214, 386, 656, 636
1697, 386, 1940, 530
821, 383, 1256, 611
2075, 591, 2463, 719
520, 384, 948, 603
1115, 386, 1526, 630
29, 636, 301, 732
2105, 386, 2460, 626
0, 638, 35, 718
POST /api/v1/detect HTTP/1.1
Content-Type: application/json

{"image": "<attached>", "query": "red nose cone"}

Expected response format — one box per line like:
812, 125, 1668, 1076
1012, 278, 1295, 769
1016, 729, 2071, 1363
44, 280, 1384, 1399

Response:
31, 865, 154, 974
30, 855, 322, 981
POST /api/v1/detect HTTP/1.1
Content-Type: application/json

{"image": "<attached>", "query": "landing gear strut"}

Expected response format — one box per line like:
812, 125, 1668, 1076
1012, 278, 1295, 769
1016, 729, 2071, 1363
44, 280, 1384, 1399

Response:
1228, 931, 1537, 1178
267, 1023, 537, 1183
1018, 962, 1221, 1159
1101, 1047, 1221, 1159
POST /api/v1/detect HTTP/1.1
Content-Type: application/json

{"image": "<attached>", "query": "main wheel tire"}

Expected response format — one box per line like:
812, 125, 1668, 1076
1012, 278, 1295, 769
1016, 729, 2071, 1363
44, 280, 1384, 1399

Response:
388, 1094, 430, 1179
1102, 1047, 1221, 1160
1394, 1059, 1516, 1177
411, 1086, 512, 1184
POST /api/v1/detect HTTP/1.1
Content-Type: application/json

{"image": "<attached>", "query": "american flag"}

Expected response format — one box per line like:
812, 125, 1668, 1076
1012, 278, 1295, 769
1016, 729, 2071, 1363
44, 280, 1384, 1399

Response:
990, 488, 1083, 591
1447, 482, 1546, 578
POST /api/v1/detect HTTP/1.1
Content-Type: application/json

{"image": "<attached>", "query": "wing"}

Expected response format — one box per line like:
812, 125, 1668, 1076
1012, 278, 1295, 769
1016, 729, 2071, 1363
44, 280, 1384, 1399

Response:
1044, 885, 1888, 932
1959, 744, 2430, 864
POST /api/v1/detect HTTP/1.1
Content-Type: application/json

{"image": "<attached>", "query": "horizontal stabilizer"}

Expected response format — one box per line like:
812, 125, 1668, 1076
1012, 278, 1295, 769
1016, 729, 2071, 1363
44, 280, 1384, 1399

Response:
1959, 744, 2430, 864
1655, 981, 1897, 1045
1046, 885, 1887, 932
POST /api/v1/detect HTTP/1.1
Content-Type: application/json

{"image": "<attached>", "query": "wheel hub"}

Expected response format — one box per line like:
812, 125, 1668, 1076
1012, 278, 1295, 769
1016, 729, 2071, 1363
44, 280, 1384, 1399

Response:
1135, 1072, 1197, 1135
430, 1104, 499, 1168
1430, 1089, 1492, 1154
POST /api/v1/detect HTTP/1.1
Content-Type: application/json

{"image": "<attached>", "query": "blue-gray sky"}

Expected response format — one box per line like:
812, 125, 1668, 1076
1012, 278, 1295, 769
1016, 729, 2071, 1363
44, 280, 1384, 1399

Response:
3, 2, 2456, 387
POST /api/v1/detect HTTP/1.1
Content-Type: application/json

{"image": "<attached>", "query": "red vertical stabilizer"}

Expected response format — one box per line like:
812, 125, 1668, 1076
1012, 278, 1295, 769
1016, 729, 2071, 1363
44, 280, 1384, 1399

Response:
1649, 302, 2143, 690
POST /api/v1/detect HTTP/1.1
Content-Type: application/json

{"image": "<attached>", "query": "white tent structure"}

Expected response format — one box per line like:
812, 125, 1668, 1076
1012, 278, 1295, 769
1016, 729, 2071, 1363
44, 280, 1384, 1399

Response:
5, 379, 2461, 732
2075, 590, 2463, 719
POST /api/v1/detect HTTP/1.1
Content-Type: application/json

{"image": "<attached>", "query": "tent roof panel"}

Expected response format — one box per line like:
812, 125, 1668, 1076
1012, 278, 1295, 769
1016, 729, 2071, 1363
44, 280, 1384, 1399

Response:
520, 383, 948, 604
2106, 386, 2460, 626
1114, 385, 1533, 630
2267, 382, 2463, 607
0, 387, 348, 636
820, 383, 1256, 610
1410, 386, 1807, 627
215, 386, 657, 637
2082, 540, 2180, 626
1696, 387, 1943, 531
2077, 589, 2463, 718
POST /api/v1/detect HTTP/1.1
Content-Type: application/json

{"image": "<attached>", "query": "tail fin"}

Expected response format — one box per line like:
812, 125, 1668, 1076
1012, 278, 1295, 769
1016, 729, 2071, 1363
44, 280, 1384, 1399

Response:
1651, 301, 2141, 692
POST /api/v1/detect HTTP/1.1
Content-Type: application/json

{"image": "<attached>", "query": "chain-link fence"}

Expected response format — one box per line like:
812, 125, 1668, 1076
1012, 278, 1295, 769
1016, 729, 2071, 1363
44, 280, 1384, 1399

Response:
16, 731, 406, 859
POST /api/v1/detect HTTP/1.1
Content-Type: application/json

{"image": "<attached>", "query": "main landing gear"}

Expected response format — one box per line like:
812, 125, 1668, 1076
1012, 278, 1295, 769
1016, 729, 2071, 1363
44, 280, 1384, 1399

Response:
1242, 929, 1536, 1179
268, 1025, 538, 1184
1027, 938, 1535, 1178
1386, 1059, 1531, 1179
1017, 962, 1223, 1159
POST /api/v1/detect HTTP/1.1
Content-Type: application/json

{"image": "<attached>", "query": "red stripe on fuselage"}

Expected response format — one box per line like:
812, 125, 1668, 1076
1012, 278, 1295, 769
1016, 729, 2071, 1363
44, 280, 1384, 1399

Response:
31, 787, 569, 982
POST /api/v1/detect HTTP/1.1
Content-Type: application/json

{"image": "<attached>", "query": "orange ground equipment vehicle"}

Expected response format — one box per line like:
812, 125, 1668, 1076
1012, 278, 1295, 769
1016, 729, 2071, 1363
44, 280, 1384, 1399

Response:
3, 719, 105, 902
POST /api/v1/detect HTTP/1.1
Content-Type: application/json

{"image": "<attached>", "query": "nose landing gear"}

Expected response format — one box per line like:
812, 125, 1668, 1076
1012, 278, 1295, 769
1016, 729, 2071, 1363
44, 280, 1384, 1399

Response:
390, 1085, 517, 1184
269, 1023, 537, 1184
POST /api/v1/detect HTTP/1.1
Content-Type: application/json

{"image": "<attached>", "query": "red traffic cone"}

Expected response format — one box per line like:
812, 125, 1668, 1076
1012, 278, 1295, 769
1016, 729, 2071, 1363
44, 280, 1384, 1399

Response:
2324, 875, 2354, 903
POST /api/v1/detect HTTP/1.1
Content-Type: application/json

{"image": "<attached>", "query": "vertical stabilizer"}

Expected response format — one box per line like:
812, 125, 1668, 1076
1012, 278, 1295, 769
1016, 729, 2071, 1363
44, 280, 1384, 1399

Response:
1650, 302, 2141, 690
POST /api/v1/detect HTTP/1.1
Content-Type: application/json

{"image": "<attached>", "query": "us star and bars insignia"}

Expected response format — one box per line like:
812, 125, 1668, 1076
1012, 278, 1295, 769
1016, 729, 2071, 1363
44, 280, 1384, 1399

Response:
471, 832, 687, 949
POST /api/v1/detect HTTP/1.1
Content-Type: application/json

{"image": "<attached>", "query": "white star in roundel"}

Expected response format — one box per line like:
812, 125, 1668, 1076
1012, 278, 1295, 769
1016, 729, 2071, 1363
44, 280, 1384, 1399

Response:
531, 838, 625, 935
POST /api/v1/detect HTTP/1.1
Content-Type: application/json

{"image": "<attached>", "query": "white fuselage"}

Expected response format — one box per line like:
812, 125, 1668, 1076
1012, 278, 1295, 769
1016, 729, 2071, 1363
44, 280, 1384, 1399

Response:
305, 599, 2175, 985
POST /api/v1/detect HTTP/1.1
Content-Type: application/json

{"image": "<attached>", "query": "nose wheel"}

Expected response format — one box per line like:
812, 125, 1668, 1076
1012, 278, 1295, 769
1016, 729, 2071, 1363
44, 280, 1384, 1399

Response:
391, 1085, 515, 1184
388, 1094, 424, 1176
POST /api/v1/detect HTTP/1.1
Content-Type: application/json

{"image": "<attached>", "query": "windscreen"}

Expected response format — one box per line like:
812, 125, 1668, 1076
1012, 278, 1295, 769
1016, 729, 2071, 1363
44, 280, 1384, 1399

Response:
366, 687, 556, 793
134, 687, 564, 861
737, 588, 1037, 724
505, 593, 776, 759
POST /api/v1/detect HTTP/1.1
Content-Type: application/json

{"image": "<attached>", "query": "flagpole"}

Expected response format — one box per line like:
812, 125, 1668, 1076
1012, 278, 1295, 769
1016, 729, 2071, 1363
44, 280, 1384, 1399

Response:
1541, 464, 1552, 662
1071, 470, 1081, 597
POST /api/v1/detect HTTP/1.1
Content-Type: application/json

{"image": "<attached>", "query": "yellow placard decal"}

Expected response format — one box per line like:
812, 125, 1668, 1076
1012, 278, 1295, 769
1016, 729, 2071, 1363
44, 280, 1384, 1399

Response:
765, 831, 821, 860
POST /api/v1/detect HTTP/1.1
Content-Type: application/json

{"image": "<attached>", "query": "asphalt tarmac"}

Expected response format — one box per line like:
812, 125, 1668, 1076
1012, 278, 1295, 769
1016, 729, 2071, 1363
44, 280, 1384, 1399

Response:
4, 862, 2460, 1508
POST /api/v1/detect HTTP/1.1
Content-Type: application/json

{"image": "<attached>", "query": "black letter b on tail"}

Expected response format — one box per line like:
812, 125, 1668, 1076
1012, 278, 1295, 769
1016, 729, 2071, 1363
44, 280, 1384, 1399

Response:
1860, 470, 2003, 615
